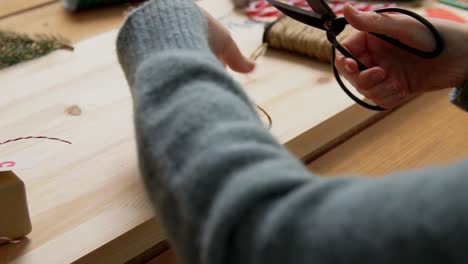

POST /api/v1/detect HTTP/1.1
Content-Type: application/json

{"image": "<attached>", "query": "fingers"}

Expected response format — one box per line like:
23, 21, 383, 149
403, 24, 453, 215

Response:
335, 51, 384, 90
339, 30, 368, 59
200, 6, 255, 73
221, 37, 256, 73
343, 4, 435, 52
364, 81, 407, 108
335, 52, 406, 108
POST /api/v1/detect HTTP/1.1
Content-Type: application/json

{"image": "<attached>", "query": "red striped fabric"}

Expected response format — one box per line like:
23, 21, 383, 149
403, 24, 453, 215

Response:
246, 0, 395, 20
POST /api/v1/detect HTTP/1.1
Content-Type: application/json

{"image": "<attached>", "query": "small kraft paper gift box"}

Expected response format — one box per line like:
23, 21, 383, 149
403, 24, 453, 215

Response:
0, 170, 32, 244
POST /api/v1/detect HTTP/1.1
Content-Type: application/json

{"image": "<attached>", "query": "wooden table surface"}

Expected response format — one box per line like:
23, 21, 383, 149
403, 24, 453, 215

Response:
0, 1, 467, 264
310, 89, 468, 176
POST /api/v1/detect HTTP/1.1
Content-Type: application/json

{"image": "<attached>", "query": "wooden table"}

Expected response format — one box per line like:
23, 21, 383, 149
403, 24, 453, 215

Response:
0, 1, 467, 263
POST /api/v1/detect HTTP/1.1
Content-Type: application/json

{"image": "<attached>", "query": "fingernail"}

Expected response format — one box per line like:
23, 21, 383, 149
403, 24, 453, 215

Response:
346, 3, 359, 15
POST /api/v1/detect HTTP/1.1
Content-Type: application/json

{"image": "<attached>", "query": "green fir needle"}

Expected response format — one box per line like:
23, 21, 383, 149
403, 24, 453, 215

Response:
0, 31, 73, 70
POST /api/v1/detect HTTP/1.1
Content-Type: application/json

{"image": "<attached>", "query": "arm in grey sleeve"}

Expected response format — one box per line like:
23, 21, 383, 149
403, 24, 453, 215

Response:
117, 1, 468, 263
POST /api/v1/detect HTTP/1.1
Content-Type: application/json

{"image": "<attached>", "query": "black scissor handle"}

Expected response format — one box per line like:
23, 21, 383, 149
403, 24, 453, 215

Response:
330, 8, 445, 111
372, 8, 445, 59
331, 45, 386, 111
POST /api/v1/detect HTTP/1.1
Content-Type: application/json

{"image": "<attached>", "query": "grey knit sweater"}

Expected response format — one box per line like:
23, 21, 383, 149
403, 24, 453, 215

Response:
116, 1, 468, 263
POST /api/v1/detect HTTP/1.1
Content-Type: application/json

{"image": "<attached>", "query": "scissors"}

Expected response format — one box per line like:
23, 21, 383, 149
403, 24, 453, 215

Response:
265, 0, 445, 111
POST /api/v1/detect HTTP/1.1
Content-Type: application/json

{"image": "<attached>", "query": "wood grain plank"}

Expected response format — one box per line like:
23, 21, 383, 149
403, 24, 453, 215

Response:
0, 0, 56, 18
74, 220, 167, 264
0, 2, 129, 43
146, 249, 178, 264
0, 31, 161, 264
309, 89, 468, 176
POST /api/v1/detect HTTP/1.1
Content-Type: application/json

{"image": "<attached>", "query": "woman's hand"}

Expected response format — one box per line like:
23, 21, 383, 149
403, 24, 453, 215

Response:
335, 4, 468, 109
200, 7, 256, 73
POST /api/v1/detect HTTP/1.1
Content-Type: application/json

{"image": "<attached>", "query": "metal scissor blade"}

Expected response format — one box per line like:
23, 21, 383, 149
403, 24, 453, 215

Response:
266, 0, 326, 31
305, 0, 336, 19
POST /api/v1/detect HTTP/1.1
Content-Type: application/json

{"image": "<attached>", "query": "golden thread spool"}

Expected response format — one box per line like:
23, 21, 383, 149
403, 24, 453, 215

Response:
263, 16, 354, 62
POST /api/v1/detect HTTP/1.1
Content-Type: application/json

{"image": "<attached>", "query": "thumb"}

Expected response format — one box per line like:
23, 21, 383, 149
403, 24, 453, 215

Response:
221, 38, 256, 73
343, 4, 434, 51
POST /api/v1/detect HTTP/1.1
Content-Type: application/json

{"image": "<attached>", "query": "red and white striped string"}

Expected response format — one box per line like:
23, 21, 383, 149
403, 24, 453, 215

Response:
0, 136, 72, 146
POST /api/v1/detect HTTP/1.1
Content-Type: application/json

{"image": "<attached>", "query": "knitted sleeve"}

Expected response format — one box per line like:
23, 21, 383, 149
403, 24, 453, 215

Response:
117, 1, 468, 264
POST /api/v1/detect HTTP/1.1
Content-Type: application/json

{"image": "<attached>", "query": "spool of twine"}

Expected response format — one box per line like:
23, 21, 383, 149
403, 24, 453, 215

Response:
263, 16, 354, 63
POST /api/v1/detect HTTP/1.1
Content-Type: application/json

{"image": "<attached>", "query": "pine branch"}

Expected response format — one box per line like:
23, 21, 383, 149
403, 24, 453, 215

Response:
0, 30, 74, 70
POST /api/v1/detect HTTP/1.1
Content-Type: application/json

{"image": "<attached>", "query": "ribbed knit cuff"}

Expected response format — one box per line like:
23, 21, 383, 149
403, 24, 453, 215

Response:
116, 0, 210, 86
450, 84, 468, 112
